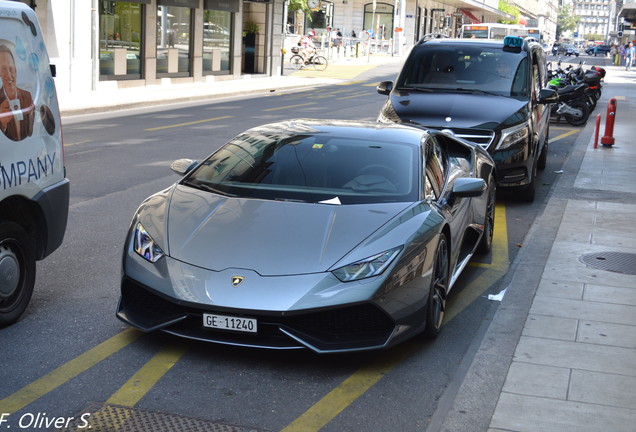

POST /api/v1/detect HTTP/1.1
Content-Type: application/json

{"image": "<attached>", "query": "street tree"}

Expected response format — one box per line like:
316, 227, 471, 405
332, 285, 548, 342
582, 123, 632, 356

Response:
557, 5, 580, 39
498, 0, 520, 25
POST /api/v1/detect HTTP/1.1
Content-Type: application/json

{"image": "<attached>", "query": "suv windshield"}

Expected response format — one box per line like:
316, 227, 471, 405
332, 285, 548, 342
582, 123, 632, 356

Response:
397, 45, 528, 98
184, 132, 419, 204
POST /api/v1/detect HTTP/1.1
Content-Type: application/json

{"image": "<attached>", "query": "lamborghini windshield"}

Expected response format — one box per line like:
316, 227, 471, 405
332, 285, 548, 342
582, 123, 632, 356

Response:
184, 132, 419, 204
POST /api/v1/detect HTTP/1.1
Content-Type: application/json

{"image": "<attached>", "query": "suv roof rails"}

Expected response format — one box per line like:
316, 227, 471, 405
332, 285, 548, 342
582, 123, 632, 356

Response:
420, 33, 450, 42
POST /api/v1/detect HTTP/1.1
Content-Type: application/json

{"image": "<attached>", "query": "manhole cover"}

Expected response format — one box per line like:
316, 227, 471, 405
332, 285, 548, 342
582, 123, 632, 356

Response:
578, 252, 636, 275
56, 403, 268, 432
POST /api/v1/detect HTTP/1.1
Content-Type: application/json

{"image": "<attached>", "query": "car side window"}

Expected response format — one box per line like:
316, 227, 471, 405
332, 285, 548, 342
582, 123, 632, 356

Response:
423, 136, 446, 199
511, 57, 528, 96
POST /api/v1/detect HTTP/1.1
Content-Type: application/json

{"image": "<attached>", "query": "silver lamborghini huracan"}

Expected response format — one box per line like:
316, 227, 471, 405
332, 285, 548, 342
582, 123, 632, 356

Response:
117, 120, 496, 353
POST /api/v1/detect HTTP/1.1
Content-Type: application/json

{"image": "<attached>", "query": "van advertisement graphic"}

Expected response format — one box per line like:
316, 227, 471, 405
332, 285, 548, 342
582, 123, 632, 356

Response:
0, 10, 62, 193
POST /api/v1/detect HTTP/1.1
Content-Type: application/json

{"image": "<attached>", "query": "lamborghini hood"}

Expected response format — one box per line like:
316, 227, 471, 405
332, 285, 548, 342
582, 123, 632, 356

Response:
163, 185, 411, 275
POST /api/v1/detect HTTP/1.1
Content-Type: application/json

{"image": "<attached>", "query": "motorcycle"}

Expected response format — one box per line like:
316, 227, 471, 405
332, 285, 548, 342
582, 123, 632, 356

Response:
547, 78, 590, 126
546, 59, 604, 125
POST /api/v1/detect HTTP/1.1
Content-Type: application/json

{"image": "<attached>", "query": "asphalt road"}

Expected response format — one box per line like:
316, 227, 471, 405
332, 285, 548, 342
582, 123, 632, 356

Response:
0, 62, 587, 432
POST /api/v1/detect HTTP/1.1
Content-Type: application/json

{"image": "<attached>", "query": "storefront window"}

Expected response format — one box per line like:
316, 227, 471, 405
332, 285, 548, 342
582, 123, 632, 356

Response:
157, 1, 194, 76
99, 1, 144, 78
363, 3, 393, 39
203, 7, 233, 75
304, 1, 333, 34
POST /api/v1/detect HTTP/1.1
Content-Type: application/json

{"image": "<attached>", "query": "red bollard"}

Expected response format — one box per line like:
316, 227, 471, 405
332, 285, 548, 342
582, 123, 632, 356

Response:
594, 114, 601, 149
601, 98, 618, 146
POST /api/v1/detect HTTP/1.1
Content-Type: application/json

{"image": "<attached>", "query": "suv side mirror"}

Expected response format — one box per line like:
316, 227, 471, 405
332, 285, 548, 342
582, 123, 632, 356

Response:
377, 81, 393, 96
538, 88, 558, 104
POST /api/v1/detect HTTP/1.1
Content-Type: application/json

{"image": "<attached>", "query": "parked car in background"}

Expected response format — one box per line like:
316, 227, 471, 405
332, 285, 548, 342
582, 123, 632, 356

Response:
542, 43, 550, 55
377, 36, 557, 202
556, 44, 579, 57
585, 44, 611, 56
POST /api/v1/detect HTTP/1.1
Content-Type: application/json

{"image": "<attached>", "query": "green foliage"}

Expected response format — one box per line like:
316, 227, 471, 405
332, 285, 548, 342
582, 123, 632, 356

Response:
244, 20, 260, 34
498, 0, 520, 25
557, 5, 580, 38
288, 0, 310, 14
584, 33, 604, 42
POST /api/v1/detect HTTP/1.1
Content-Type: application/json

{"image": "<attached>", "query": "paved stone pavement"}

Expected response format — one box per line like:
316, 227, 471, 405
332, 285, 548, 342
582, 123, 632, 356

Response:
437, 64, 636, 432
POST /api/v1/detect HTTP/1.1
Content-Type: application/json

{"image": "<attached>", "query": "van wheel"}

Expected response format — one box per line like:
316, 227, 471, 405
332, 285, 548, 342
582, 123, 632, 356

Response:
0, 222, 36, 327
518, 160, 537, 202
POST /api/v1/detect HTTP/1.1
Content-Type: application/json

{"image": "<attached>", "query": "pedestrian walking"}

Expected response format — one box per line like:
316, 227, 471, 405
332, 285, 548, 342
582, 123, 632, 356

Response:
619, 44, 626, 66
625, 42, 635, 71
612, 45, 621, 66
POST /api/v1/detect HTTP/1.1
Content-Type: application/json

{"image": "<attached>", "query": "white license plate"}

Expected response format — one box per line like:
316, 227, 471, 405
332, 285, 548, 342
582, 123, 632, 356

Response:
203, 313, 257, 333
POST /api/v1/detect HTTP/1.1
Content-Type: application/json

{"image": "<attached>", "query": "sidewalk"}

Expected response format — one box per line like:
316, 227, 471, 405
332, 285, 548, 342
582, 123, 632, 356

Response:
57, 53, 405, 117
438, 65, 636, 432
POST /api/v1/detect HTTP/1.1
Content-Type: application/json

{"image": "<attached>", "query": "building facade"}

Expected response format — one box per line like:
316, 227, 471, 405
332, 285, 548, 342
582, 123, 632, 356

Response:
572, 0, 615, 41
13, 0, 559, 100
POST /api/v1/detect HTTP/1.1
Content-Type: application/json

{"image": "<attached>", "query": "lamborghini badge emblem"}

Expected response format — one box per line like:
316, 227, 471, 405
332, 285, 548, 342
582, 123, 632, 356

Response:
231, 276, 245, 287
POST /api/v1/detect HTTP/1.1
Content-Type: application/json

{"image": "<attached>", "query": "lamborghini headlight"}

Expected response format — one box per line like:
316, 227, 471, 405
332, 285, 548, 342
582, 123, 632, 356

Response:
496, 122, 530, 151
133, 222, 165, 263
332, 247, 402, 282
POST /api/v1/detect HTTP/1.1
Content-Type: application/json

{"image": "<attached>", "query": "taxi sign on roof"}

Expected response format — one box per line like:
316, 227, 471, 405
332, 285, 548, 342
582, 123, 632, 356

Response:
503, 35, 523, 52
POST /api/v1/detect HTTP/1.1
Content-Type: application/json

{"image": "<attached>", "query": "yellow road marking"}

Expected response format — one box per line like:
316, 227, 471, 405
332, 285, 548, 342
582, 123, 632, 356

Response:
0, 328, 142, 414
262, 102, 317, 111
548, 129, 578, 143
335, 80, 368, 86
451, 203, 509, 322
144, 115, 233, 131
280, 344, 415, 432
289, 65, 377, 80
107, 344, 188, 407
336, 91, 372, 100
470, 203, 508, 271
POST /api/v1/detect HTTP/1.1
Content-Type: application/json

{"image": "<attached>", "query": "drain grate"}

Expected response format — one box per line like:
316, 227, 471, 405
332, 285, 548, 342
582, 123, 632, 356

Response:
578, 252, 636, 275
56, 403, 268, 432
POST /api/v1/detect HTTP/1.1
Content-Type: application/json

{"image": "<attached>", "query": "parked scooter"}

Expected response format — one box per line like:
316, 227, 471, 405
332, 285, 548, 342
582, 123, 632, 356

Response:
546, 59, 603, 126
548, 80, 590, 126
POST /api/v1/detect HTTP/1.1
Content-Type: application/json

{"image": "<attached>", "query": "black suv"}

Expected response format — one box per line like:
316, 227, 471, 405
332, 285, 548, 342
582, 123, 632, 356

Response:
585, 44, 611, 56
377, 37, 557, 201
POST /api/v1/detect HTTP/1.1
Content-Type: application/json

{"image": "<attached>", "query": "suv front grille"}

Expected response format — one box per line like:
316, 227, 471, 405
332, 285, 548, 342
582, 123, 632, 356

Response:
448, 128, 496, 150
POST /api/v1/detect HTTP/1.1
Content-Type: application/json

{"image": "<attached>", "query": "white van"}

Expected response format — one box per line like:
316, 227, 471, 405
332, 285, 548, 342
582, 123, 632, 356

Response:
0, 1, 69, 325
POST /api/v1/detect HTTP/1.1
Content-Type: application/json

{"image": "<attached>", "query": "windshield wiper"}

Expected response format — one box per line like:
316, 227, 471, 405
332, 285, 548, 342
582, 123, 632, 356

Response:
448, 88, 501, 97
397, 86, 434, 92
183, 179, 237, 197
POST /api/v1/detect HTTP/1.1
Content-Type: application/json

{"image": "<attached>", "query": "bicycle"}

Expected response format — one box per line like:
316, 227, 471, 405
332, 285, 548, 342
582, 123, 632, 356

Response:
289, 52, 328, 71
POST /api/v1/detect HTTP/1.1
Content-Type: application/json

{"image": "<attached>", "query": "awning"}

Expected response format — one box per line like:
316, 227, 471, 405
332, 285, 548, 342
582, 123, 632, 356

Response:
458, 8, 480, 24
441, 0, 516, 22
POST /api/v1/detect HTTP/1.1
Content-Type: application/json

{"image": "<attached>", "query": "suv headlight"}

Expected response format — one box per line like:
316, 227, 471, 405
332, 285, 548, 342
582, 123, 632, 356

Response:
332, 247, 402, 282
133, 222, 165, 263
496, 122, 530, 151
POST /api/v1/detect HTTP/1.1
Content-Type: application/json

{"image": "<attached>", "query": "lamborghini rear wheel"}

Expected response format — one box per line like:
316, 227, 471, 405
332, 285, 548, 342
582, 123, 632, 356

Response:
424, 233, 449, 338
